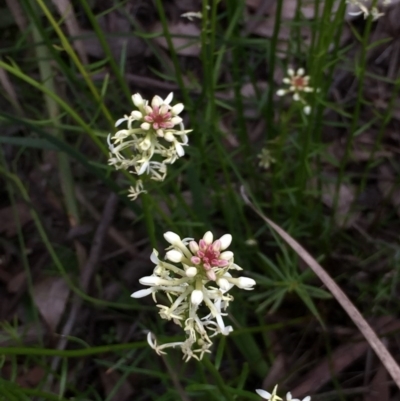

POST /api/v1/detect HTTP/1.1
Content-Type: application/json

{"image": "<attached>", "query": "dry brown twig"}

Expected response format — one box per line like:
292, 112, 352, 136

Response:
46, 193, 119, 389
50, 0, 88, 64
240, 186, 400, 390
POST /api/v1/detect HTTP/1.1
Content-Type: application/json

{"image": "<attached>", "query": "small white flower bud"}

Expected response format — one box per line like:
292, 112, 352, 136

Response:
151, 95, 163, 108
219, 234, 232, 250
189, 241, 199, 253
220, 251, 233, 260
203, 231, 213, 244
175, 142, 185, 157
191, 289, 204, 306
276, 89, 286, 96
206, 270, 216, 281
293, 93, 300, 101
140, 122, 151, 130
236, 277, 256, 289
131, 110, 143, 120
170, 116, 182, 125
139, 276, 160, 286
297, 68, 305, 76
164, 132, 174, 142
287, 68, 295, 76
216, 278, 230, 291
186, 267, 197, 277
166, 249, 183, 263
171, 103, 184, 115
303, 105, 311, 115
164, 231, 181, 245
132, 93, 144, 107
139, 137, 151, 151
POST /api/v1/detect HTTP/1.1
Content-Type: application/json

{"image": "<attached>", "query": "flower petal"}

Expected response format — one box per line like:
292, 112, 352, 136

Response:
255, 389, 272, 399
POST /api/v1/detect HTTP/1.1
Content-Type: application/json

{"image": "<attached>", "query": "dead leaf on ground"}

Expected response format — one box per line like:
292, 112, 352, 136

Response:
351, 132, 392, 162
81, 29, 147, 60
241, 81, 268, 98
364, 362, 389, 401
15, 366, 45, 388
7, 270, 26, 293
50, 0, 88, 64
262, 330, 289, 389
218, 81, 268, 102
172, 0, 201, 12
32, 276, 70, 331
0, 203, 32, 237
247, 0, 322, 19
100, 369, 134, 401
245, 0, 355, 54
318, 180, 360, 228
290, 341, 369, 397
80, 8, 148, 61
152, 21, 201, 56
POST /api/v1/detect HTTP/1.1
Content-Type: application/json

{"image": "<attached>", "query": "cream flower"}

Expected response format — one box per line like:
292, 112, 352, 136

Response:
256, 385, 311, 401
286, 392, 311, 401
131, 231, 256, 361
107, 92, 191, 196
277, 68, 315, 115
346, 0, 389, 20
127, 180, 147, 201
258, 148, 276, 170
256, 385, 282, 401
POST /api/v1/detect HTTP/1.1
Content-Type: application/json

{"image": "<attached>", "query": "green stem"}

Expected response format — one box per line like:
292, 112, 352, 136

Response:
153, 0, 191, 108
35, 0, 114, 126
330, 13, 374, 231
0, 342, 146, 357
0, 60, 108, 154
265, 0, 283, 138
78, 0, 132, 103
142, 192, 157, 248
202, 356, 234, 401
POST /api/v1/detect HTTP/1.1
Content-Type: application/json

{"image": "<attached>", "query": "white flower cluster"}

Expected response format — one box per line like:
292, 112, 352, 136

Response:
107, 93, 191, 196
346, 0, 391, 20
131, 231, 256, 361
256, 385, 310, 401
276, 68, 315, 115
258, 147, 276, 170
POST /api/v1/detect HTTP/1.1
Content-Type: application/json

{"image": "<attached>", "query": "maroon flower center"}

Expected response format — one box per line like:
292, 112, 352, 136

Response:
144, 106, 172, 129
191, 239, 229, 271
292, 76, 306, 89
